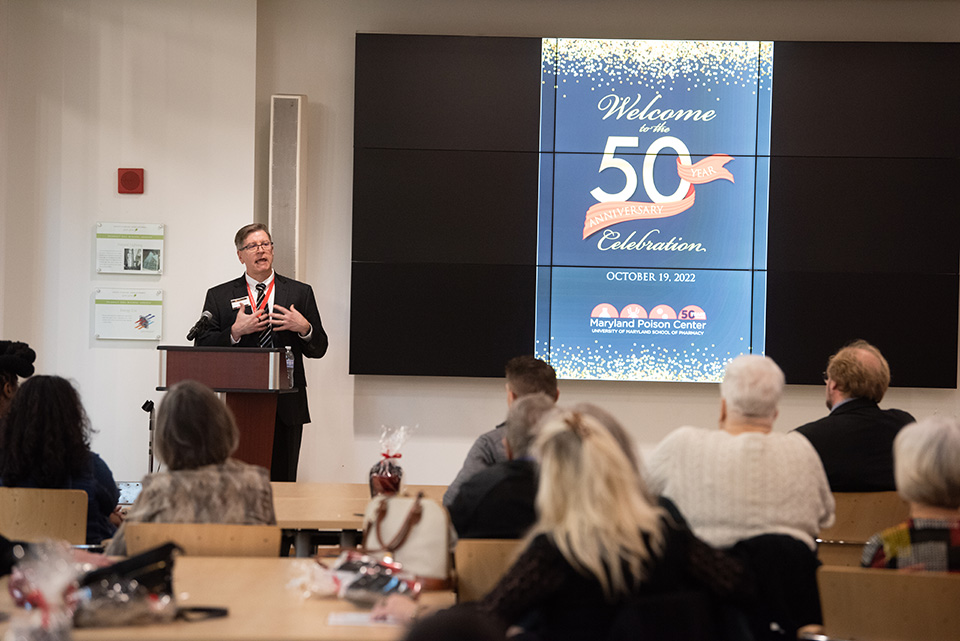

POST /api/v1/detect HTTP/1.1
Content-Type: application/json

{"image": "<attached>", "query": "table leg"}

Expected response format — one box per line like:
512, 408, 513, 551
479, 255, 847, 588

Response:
340, 529, 359, 549
294, 530, 313, 557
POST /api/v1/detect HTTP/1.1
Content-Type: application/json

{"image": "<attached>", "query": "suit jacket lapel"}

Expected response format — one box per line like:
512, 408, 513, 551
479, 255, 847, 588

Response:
273, 273, 289, 310
233, 276, 248, 305
270, 273, 292, 344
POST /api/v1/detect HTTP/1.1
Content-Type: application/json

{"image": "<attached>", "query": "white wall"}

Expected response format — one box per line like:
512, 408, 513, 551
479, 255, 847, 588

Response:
0, 0, 258, 479
3, 0, 959, 487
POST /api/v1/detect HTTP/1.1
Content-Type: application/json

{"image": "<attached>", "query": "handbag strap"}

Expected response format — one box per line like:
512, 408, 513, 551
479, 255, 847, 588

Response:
368, 492, 425, 553
177, 606, 229, 622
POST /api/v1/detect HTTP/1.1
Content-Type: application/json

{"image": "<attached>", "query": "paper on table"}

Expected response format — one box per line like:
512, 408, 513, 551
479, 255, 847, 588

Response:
327, 611, 400, 627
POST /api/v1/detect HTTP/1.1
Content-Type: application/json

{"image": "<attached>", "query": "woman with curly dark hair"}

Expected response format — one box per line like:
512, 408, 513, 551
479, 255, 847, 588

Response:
0, 375, 119, 544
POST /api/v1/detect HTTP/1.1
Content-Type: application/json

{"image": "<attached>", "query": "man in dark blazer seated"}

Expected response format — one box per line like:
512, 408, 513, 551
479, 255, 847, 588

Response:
794, 340, 914, 492
195, 223, 328, 481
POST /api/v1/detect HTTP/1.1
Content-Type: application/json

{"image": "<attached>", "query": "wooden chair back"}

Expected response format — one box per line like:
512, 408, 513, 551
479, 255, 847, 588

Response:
817, 491, 910, 567
124, 522, 283, 557
454, 538, 523, 603
818, 566, 960, 641
816, 541, 864, 567
0, 487, 87, 545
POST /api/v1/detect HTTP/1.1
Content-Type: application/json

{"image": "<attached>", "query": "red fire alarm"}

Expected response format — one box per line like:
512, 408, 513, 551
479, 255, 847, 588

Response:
118, 168, 144, 194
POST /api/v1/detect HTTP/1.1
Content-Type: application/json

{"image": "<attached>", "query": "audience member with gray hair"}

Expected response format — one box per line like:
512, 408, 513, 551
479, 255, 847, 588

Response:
862, 416, 960, 570
720, 352, 785, 420
448, 393, 555, 539
504, 393, 554, 461
443, 356, 558, 509
106, 380, 276, 555
646, 355, 835, 550
646, 355, 836, 637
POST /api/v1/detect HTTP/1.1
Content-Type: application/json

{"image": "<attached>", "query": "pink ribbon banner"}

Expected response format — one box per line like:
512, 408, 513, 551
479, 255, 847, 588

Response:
582, 154, 734, 239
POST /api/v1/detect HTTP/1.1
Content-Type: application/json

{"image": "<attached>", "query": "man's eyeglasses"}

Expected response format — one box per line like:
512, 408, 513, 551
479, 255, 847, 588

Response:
240, 241, 274, 252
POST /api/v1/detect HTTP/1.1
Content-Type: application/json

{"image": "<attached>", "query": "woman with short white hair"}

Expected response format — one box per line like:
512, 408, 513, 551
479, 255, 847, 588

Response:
645, 355, 836, 637
646, 354, 835, 550
862, 416, 960, 570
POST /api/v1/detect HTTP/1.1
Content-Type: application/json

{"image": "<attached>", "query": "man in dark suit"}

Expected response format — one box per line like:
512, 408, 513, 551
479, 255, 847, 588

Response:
196, 223, 328, 481
794, 340, 914, 492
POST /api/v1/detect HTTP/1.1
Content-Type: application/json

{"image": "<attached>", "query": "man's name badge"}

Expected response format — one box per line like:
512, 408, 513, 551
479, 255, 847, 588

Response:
230, 297, 248, 310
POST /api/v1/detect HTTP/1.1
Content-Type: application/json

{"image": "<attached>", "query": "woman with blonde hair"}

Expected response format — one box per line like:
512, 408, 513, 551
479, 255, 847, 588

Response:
514, 410, 666, 600
377, 408, 747, 640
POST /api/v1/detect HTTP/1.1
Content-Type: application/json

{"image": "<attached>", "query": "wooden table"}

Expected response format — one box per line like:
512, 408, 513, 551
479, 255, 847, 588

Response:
272, 482, 371, 499
270, 484, 448, 557
0, 557, 455, 641
271, 483, 446, 503
274, 496, 369, 531
272, 484, 369, 556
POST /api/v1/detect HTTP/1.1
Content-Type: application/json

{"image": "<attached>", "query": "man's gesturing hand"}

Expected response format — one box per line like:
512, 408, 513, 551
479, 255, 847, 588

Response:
271, 304, 311, 336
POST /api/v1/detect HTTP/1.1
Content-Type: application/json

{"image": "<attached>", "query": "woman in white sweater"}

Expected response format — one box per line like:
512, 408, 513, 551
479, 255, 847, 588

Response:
645, 354, 835, 550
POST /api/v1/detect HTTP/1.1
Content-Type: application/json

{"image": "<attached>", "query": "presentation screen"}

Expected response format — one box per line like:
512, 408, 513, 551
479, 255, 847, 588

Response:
351, 35, 960, 387
535, 39, 772, 381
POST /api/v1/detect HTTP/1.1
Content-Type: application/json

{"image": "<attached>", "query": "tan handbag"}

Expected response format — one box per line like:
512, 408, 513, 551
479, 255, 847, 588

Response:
360, 492, 452, 588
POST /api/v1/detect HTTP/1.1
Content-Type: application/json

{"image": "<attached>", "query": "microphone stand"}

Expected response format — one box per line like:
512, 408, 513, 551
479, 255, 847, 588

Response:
142, 400, 155, 473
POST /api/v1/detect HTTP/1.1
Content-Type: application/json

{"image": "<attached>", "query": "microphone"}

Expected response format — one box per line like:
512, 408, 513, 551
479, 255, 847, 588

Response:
186, 311, 213, 341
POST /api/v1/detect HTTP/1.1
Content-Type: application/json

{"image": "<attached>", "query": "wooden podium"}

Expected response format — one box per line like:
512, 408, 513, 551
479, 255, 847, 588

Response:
157, 346, 293, 470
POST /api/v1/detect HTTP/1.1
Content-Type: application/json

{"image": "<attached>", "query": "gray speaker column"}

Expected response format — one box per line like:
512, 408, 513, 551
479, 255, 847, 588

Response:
268, 95, 307, 279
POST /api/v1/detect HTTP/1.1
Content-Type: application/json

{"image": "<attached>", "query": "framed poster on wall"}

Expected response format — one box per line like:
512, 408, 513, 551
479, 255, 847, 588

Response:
96, 222, 164, 274
94, 288, 162, 340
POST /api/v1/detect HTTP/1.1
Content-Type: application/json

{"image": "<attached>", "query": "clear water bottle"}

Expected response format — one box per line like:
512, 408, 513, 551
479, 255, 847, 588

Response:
284, 346, 295, 388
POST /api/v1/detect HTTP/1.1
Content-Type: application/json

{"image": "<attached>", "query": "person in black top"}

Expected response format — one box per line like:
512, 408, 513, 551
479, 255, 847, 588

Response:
0, 340, 35, 419
794, 340, 914, 491
449, 393, 554, 539
443, 356, 558, 509
0, 534, 23, 576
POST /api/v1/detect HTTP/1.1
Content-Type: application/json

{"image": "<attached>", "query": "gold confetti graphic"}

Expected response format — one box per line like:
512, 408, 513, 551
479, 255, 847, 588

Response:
542, 39, 773, 99
537, 338, 753, 382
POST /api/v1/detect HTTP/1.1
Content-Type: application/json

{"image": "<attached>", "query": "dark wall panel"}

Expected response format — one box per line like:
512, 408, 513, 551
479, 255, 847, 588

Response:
353, 148, 539, 265
768, 156, 960, 273
355, 34, 542, 152
771, 42, 960, 158
350, 262, 536, 377
766, 271, 958, 388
